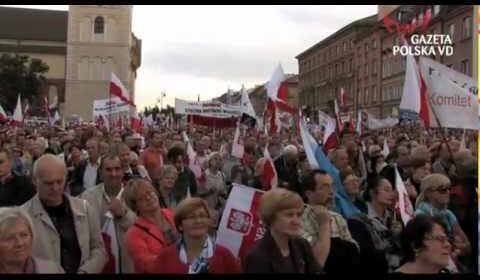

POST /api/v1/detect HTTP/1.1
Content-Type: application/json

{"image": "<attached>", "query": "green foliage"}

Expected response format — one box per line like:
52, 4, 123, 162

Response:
0, 53, 49, 113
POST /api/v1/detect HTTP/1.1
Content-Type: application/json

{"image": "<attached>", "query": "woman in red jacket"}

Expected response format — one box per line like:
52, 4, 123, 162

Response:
148, 197, 241, 274
124, 178, 178, 273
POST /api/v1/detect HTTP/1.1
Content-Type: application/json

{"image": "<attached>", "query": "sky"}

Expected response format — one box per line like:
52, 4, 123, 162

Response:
5, 5, 377, 109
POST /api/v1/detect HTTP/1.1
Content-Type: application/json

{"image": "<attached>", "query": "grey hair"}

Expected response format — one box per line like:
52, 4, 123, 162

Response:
0, 207, 34, 240
33, 153, 67, 180
283, 144, 298, 156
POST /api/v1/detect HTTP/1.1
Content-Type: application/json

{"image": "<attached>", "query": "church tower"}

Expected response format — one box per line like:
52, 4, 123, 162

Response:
65, 5, 140, 120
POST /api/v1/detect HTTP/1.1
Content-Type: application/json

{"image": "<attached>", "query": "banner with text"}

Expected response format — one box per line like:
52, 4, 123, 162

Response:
419, 57, 478, 130
92, 97, 130, 118
175, 98, 242, 118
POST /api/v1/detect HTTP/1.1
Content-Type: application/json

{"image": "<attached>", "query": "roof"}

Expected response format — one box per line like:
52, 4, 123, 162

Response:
296, 14, 377, 59
0, 6, 68, 42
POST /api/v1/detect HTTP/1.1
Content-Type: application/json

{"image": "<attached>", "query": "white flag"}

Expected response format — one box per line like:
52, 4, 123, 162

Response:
12, 94, 23, 125
101, 187, 124, 273
400, 54, 422, 113
182, 131, 203, 181
382, 137, 390, 158
216, 184, 265, 260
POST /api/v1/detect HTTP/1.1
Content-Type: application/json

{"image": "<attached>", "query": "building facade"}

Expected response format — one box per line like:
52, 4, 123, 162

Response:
0, 5, 141, 120
297, 5, 475, 119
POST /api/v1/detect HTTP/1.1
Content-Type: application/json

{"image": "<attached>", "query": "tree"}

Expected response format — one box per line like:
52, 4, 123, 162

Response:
0, 54, 49, 113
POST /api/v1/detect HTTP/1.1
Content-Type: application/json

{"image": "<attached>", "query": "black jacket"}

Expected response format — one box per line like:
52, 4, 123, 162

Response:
172, 166, 198, 202
347, 218, 388, 274
274, 155, 301, 195
69, 159, 102, 196
0, 172, 36, 207
243, 230, 323, 273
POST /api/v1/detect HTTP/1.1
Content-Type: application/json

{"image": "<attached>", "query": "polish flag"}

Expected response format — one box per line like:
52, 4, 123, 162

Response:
399, 53, 430, 128
262, 146, 278, 190
216, 183, 265, 261
231, 123, 245, 159
394, 167, 414, 226
333, 99, 344, 132
323, 113, 337, 152
12, 94, 23, 126
110, 72, 134, 106
182, 131, 205, 185
265, 64, 297, 134
0, 104, 7, 123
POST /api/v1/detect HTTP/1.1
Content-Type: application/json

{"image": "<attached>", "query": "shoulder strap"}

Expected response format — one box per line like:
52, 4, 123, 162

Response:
133, 222, 165, 244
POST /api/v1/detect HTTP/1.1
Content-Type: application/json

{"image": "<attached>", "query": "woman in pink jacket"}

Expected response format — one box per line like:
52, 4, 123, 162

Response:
124, 178, 178, 273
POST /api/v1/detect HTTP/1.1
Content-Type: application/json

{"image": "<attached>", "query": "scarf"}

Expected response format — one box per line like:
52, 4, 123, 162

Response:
415, 202, 455, 236
178, 236, 214, 274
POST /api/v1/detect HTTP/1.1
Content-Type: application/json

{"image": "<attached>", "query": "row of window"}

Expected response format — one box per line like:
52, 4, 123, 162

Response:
382, 85, 403, 102
446, 16, 473, 42
382, 56, 406, 78
299, 39, 355, 73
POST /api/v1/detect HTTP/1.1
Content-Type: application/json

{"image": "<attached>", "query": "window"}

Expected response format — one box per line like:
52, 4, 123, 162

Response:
372, 39, 377, 49
365, 42, 369, 53
358, 89, 363, 106
335, 63, 339, 75
364, 88, 369, 105
348, 58, 353, 73
372, 85, 377, 103
448, 23, 455, 41
365, 63, 369, 77
463, 17, 472, 39
342, 61, 346, 74
461, 60, 469, 75
372, 59, 377, 75
336, 45, 340, 56
433, 5, 440, 16
343, 42, 347, 52
94, 16, 105, 34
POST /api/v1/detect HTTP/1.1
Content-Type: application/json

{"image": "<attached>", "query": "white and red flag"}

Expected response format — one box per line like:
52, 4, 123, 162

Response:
216, 183, 265, 261
394, 167, 414, 226
182, 131, 205, 185
323, 113, 337, 152
130, 108, 142, 133
231, 123, 245, 159
0, 104, 7, 123
261, 146, 278, 190
264, 64, 297, 134
333, 99, 343, 133
12, 94, 23, 126
110, 72, 134, 106
399, 53, 430, 128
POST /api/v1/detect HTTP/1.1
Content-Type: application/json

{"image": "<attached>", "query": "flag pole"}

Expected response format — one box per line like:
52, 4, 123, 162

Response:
427, 97, 456, 168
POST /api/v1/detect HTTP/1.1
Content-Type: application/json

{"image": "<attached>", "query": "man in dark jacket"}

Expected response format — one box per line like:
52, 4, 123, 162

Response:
0, 148, 36, 206
167, 146, 198, 202
70, 138, 102, 196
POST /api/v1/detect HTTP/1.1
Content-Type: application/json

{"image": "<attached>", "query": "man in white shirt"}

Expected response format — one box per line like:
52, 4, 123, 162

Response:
70, 138, 102, 196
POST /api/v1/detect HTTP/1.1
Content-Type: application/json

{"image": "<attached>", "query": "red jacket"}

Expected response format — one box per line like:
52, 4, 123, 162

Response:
125, 209, 176, 273
148, 243, 241, 274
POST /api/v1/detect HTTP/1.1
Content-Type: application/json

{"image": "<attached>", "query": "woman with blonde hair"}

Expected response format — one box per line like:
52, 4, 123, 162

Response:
154, 165, 179, 209
415, 173, 471, 259
243, 188, 323, 273
124, 178, 178, 273
0, 207, 64, 273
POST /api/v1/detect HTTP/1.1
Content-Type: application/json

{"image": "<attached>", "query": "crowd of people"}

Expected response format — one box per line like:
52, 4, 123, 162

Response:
0, 118, 477, 274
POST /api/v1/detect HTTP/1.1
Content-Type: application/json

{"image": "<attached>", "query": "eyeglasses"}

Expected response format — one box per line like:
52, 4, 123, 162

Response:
433, 186, 451, 194
425, 235, 451, 244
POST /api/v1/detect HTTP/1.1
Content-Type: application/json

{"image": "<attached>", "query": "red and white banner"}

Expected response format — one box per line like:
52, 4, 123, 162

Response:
394, 167, 414, 226
110, 72, 134, 106
419, 57, 478, 130
216, 183, 265, 261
